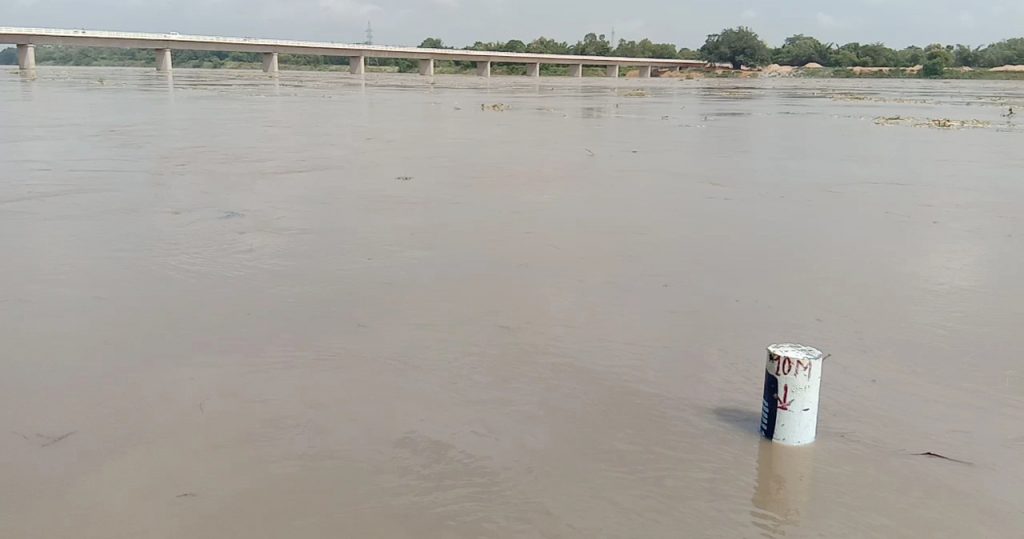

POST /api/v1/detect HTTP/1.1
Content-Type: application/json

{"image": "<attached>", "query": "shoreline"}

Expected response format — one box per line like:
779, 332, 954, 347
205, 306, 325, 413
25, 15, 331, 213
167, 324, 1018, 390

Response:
7, 62, 1024, 80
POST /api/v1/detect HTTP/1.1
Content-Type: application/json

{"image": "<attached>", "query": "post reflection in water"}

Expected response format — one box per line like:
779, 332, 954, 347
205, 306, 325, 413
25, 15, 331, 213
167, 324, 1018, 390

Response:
750, 439, 815, 538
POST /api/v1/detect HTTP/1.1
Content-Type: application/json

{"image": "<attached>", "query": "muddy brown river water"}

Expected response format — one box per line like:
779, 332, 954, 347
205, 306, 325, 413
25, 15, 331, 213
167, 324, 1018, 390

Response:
1, 67, 1023, 538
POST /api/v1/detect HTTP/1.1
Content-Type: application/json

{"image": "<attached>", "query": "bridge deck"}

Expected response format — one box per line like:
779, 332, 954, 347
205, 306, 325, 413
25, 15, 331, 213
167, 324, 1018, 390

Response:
1, 27, 705, 68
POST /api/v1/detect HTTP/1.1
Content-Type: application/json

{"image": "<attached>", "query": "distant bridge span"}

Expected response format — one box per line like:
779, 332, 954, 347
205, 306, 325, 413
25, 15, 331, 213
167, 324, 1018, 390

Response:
1, 27, 705, 77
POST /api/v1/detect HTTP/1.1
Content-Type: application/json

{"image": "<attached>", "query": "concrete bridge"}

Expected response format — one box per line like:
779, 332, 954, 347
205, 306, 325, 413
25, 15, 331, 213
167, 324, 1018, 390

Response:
1, 27, 705, 77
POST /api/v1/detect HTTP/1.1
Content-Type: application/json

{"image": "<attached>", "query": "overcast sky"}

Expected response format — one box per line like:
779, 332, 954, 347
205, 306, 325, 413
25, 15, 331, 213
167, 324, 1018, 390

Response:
3, 0, 1023, 49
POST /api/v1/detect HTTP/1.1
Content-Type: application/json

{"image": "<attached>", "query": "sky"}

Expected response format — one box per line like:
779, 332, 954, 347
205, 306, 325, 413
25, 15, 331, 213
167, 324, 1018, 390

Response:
2, 0, 1023, 49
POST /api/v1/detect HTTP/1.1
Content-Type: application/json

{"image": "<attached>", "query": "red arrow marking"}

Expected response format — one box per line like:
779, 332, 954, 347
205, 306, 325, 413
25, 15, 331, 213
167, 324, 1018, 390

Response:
776, 384, 794, 411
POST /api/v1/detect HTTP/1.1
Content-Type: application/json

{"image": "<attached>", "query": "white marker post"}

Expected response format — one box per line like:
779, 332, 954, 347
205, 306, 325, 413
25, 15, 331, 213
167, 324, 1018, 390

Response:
760, 344, 825, 445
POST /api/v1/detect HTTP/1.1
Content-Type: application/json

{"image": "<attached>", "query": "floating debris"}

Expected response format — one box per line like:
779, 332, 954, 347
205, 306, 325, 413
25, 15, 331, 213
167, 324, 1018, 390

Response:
395, 176, 413, 181
833, 94, 931, 105
873, 116, 990, 129
481, 103, 510, 111
38, 431, 77, 448
927, 118, 989, 129
874, 115, 908, 126
913, 451, 973, 465
623, 89, 648, 97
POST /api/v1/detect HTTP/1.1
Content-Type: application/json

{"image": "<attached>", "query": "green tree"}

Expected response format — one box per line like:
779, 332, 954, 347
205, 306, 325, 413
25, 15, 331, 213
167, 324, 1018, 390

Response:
922, 59, 944, 76
924, 43, 954, 65
613, 38, 677, 58
678, 47, 700, 60
645, 40, 679, 59
700, 27, 770, 69
614, 39, 641, 57
227, 51, 259, 63
502, 39, 527, 53
922, 43, 952, 76
526, 37, 571, 55
952, 44, 981, 67
419, 37, 445, 49
774, 34, 833, 66
0, 47, 15, 65
829, 48, 859, 67
465, 41, 499, 51
897, 46, 924, 67
573, 33, 612, 56
858, 42, 897, 66
830, 43, 862, 66
977, 38, 1024, 67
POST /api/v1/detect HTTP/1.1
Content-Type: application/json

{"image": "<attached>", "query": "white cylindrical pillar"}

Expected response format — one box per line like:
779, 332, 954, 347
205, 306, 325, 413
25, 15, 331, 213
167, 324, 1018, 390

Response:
526, 63, 540, 77
638, 65, 652, 78
262, 52, 279, 74
349, 55, 365, 74
760, 343, 825, 445
17, 44, 36, 70
155, 48, 172, 72
568, 63, 583, 77
606, 65, 619, 78
476, 61, 491, 77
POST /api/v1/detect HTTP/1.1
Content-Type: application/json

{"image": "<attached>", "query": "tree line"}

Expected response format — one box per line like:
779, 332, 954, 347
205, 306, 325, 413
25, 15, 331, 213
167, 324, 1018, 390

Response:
2, 28, 1023, 74
421, 34, 696, 60
699, 27, 1024, 73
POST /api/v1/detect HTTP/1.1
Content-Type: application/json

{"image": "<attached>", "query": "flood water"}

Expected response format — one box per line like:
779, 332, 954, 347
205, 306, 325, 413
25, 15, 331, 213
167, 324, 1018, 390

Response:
1, 67, 1022, 538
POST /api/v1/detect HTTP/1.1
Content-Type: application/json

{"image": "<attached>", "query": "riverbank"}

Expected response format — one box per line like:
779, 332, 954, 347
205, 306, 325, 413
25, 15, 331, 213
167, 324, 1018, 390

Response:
8, 59, 1024, 81
752, 64, 1024, 80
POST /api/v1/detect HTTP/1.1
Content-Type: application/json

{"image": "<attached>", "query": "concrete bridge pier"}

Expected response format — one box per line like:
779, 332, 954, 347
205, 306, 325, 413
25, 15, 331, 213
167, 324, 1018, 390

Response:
418, 59, 434, 76
606, 65, 619, 77
262, 52, 279, 74
568, 63, 583, 77
155, 48, 172, 72
476, 61, 491, 77
349, 55, 365, 74
526, 62, 540, 77
17, 44, 36, 70
639, 65, 652, 78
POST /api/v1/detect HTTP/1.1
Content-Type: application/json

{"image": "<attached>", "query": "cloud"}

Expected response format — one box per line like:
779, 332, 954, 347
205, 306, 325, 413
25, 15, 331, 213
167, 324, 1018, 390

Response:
957, 10, 975, 27
318, 0, 381, 19
816, 12, 838, 27
611, 18, 647, 35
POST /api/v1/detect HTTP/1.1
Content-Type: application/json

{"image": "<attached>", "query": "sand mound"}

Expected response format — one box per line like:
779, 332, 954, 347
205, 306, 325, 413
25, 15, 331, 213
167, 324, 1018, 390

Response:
802, 62, 824, 69
852, 66, 893, 74
761, 64, 796, 76
990, 65, 1024, 72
